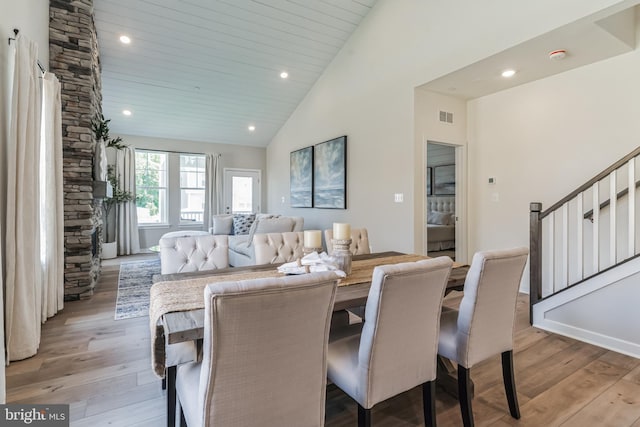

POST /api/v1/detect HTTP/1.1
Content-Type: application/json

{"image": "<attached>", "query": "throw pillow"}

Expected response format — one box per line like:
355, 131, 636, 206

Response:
233, 214, 256, 235
212, 214, 234, 235
427, 211, 452, 225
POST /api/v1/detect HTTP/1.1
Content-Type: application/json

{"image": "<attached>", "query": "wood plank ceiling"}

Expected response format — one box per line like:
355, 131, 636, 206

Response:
93, 0, 378, 147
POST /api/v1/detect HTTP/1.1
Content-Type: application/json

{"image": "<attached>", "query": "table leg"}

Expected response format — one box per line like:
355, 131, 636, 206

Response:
437, 356, 474, 399
167, 366, 177, 427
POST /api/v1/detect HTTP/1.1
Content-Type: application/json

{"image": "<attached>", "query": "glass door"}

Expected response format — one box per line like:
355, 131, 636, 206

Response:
223, 168, 261, 214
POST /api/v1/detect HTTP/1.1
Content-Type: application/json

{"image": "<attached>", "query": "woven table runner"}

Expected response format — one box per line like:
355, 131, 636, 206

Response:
150, 253, 431, 377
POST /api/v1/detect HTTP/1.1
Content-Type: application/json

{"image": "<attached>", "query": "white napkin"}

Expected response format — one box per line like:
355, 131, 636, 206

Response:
277, 251, 346, 277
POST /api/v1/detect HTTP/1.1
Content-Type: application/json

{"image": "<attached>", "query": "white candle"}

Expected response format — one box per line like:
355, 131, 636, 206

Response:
333, 223, 351, 240
304, 230, 322, 248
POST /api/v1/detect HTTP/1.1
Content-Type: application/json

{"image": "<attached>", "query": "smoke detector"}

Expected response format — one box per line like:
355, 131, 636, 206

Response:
548, 49, 567, 60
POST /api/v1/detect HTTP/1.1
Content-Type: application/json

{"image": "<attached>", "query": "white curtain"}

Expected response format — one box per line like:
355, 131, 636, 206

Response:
116, 147, 140, 255
204, 153, 222, 229
40, 72, 64, 320
5, 35, 43, 361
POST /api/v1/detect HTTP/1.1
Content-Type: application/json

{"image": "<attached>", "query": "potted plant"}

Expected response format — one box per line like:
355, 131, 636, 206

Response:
93, 114, 135, 259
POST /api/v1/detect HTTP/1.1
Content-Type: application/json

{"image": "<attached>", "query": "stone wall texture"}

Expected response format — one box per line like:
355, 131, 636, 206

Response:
49, 0, 103, 300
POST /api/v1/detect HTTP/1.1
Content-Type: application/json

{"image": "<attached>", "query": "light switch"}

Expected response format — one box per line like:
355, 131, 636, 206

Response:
488, 177, 496, 184
394, 193, 404, 203
491, 192, 500, 202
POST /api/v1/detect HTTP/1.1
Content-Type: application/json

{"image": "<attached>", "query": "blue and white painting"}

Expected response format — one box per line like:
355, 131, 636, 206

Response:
314, 136, 346, 209
290, 146, 313, 208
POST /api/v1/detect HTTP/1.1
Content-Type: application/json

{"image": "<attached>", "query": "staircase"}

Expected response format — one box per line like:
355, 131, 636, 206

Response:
529, 146, 640, 358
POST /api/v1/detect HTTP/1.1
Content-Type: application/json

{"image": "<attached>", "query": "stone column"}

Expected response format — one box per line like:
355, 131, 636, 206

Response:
49, 0, 103, 300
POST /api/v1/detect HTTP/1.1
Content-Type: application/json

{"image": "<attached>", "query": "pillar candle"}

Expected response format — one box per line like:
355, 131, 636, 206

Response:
333, 223, 351, 240
304, 230, 322, 248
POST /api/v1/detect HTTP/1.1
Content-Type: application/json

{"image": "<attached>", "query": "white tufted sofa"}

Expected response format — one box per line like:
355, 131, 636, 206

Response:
253, 231, 305, 265
159, 234, 229, 274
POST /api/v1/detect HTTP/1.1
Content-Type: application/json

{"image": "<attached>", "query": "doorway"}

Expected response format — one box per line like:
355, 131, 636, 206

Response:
425, 141, 463, 260
223, 168, 261, 214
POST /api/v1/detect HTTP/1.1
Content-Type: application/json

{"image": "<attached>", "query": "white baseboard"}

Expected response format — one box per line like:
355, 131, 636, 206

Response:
534, 317, 640, 359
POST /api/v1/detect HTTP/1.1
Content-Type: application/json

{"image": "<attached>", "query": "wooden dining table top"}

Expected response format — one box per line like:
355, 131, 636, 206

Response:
153, 251, 468, 346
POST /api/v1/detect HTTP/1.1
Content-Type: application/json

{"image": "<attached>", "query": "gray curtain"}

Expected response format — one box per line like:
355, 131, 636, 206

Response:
116, 147, 140, 255
5, 35, 42, 361
204, 153, 222, 229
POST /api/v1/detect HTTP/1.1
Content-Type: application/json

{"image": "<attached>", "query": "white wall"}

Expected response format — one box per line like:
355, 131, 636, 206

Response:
118, 134, 266, 248
468, 48, 640, 291
266, 0, 627, 255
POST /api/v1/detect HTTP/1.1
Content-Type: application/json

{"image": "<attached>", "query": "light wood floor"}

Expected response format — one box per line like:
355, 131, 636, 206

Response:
6, 254, 640, 426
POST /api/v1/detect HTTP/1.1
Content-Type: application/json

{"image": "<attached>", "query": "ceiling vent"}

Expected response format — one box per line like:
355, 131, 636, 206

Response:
439, 110, 454, 124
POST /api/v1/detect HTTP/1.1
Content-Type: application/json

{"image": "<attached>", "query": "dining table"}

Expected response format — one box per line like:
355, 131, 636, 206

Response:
149, 251, 469, 427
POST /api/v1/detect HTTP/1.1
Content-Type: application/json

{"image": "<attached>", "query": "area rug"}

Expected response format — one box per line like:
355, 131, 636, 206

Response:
115, 258, 160, 320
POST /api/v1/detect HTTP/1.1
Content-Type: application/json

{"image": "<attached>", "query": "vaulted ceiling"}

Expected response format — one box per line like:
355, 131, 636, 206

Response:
94, 0, 378, 147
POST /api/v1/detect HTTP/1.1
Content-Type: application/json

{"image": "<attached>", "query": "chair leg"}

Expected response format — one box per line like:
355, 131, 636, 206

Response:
457, 365, 474, 427
167, 366, 177, 427
357, 404, 371, 427
501, 350, 521, 419
422, 380, 437, 427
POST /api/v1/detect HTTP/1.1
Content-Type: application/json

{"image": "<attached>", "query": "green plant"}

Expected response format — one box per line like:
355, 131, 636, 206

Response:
94, 114, 136, 242
93, 113, 127, 149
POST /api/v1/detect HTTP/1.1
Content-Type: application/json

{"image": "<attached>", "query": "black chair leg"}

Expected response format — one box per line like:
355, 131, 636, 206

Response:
358, 404, 371, 427
457, 365, 474, 427
501, 350, 521, 419
422, 380, 437, 427
167, 366, 177, 427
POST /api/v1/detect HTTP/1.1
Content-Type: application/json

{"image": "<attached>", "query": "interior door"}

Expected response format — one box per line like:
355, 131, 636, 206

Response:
223, 168, 261, 214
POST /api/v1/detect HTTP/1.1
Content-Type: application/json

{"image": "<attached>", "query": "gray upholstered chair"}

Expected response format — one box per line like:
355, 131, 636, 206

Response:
159, 234, 229, 274
325, 228, 371, 255
327, 257, 453, 427
438, 247, 528, 427
252, 231, 304, 265
175, 271, 339, 427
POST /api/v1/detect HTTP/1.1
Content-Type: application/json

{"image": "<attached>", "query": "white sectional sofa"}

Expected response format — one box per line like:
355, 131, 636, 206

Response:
210, 214, 304, 267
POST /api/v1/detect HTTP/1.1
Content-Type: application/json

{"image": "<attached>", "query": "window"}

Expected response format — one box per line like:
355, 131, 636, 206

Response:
180, 154, 206, 223
135, 150, 168, 224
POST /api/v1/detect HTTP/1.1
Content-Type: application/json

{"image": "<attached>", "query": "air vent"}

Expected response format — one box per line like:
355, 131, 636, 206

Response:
439, 110, 454, 124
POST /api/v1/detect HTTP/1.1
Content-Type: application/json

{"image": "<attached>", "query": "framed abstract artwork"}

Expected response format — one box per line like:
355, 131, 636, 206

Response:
434, 164, 455, 195
290, 146, 313, 208
313, 136, 347, 209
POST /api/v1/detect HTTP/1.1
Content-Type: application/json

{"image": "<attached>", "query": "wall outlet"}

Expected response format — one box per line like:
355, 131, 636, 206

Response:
394, 193, 404, 203
281, 196, 285, 204
491, 192, 500, 202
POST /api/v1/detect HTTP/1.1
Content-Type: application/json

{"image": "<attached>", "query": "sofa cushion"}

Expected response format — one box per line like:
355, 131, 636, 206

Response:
247, 217, 295, 246
212, 214, 234, 235
232, 214, 255, 235
229, 235, 253, 257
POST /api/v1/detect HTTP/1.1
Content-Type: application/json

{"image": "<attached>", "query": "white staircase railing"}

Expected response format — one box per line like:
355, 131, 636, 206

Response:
529, 146, 640, 322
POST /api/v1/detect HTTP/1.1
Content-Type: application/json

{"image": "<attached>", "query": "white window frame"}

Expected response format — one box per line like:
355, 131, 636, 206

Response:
135, 150, 169, 226
179, 154, 206, 225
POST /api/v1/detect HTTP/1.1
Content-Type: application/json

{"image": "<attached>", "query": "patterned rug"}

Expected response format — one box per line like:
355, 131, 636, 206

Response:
115, 258, 161, 320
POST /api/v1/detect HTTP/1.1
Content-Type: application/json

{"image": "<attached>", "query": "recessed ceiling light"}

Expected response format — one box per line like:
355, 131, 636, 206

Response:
280, 71, 289, 79
119, 35, 131, 44
248, 125, 255, 132
501, 69, 516, 78
122, 109, 132, 116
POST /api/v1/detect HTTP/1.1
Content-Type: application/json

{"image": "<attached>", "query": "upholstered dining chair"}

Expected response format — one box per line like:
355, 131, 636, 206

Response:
325, 228, 371, 255
252, 231, 304, 265
437, 247, 528, 427
175, 271, 339, 427
327, 257, 453, 427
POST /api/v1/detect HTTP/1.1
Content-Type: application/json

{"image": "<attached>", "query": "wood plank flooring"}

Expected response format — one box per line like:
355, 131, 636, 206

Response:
6, 254, 640, 426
